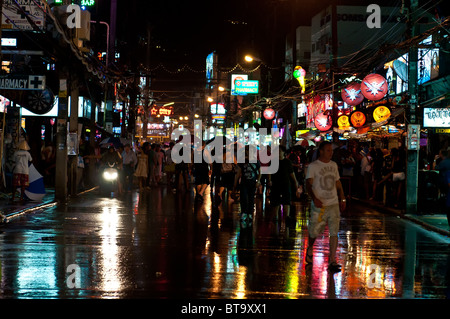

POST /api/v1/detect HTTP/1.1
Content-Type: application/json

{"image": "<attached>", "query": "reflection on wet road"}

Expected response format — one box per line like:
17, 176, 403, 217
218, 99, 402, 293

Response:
0, 187, 449, 299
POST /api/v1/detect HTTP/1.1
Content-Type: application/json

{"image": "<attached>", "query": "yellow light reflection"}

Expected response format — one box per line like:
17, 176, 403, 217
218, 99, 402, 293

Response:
234, 265, 247, 299
100, 204, 122, 295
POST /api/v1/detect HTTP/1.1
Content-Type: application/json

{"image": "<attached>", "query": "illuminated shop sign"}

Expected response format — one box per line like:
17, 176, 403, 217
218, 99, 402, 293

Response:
423, 108, 450, 128
234, 80, 259, 94
372, 105, 391, 123
350, 110, 366, 128
231, 74, 248, 95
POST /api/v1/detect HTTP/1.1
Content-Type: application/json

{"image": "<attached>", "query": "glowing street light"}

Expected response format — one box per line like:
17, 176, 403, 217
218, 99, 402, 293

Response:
244, 55, 254, 62
207, 97, 214, 102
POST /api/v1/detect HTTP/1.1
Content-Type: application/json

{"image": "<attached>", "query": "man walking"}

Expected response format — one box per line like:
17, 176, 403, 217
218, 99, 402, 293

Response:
305, 141, 346, 272
122, 144, 137, 192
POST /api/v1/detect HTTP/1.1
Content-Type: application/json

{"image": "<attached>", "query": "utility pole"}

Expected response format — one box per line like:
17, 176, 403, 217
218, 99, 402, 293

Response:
406, 0, 419, 214
143, 24, 151, 141
68, 77, 79, 196
55, 0, 71, 201
55, 75, 69, 201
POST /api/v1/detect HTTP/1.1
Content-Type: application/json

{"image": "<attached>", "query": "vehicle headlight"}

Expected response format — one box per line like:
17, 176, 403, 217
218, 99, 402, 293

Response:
103, 169, 118, 181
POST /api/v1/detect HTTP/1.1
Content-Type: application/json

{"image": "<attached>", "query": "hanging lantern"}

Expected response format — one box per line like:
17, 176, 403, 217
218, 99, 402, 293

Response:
337, 114, 351, 129
314, 112, 332, 132
361, 73, 388, 101
341, 82, 364, 106
350, 110, 367, 128
293, 66, 306, 93
372, 105, 391, 122
263, 108, 275, 120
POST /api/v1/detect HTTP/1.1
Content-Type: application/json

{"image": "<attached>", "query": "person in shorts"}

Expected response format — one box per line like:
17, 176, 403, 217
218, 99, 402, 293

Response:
11, 140, 33, 203
193, 141, 211, 202
305, 141, 346, 272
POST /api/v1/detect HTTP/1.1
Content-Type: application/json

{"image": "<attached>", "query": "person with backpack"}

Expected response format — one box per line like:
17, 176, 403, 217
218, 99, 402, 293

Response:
234, 146, 261, 227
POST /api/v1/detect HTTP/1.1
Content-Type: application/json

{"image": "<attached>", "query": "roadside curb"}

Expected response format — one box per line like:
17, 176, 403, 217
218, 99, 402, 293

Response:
352, 197, 450, 237
0, 186, 99, 225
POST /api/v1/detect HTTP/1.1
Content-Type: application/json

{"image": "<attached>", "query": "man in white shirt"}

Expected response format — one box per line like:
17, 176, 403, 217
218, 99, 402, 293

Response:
121, 144, 137, 192
305, 141, 346, 272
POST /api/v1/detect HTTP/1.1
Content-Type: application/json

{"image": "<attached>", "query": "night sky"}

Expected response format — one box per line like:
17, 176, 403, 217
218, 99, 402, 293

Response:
90, 0, 448, 97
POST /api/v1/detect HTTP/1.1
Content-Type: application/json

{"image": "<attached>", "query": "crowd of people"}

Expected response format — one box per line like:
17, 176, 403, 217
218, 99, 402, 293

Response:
29, 135, 414, 214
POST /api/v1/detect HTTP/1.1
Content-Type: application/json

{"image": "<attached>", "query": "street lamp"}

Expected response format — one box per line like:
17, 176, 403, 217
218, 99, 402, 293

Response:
244, 55, 254, 62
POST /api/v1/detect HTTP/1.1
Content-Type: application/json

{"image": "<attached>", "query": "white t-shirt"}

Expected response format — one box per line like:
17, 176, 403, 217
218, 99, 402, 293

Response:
306, 159, 340, 206
13, 150, 32, 175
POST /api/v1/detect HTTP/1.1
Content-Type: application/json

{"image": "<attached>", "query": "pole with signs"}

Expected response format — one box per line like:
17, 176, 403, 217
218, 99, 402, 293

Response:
55, 78, 69, 201
406, 0, 419, 214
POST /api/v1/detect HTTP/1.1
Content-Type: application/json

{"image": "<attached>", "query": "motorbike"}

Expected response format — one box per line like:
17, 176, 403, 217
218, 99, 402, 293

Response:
100, 162, 120, 195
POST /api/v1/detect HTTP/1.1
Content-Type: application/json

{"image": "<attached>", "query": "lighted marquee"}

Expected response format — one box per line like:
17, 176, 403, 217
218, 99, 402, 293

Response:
150, 106, 173, 117
263, 108, 275, 120
350, 110, 366, 128
361, 74, 388, 101
314, 112, 332, 132
372, 105, 391, 123
341, 82, 364, 106
337, 114, 351, 129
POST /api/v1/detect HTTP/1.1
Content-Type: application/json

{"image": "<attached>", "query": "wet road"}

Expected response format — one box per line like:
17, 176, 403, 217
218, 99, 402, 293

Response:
0, 186, 449, 299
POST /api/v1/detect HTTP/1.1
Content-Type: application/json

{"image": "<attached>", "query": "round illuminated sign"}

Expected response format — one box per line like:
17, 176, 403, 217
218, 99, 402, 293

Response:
341, 82, 364, 106
350, 110, 367, 128
314, 112, 332, 132
361, 73, 388, 101
337, 114, 351, 129
263, 108, 275, 120
372, 105, 391, 122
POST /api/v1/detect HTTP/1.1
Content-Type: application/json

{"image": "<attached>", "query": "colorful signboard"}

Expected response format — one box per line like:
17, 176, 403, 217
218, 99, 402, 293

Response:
372, 105, 391, 122
234, 80, 259, 95
314, 112, 332, 131
350, 110, 367, 128
231, 74, 248, 96
263, 108, 275, 120
337, 114, 351, 129
361, 73, 388, 101
341, 82, 364, 106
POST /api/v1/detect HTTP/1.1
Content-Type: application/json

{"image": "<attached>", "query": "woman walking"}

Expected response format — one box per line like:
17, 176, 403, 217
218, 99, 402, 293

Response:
134, 145, 148, 192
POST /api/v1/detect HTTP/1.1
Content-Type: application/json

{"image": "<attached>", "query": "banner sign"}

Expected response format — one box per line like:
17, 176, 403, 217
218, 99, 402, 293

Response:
0, 75, 45, 90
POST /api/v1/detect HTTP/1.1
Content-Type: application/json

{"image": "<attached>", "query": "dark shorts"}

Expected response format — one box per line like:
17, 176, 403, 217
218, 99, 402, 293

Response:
270, 187, 291, 206
194, 173, 210, 186
13, 173, 29, 187
220, 172, 235, 189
